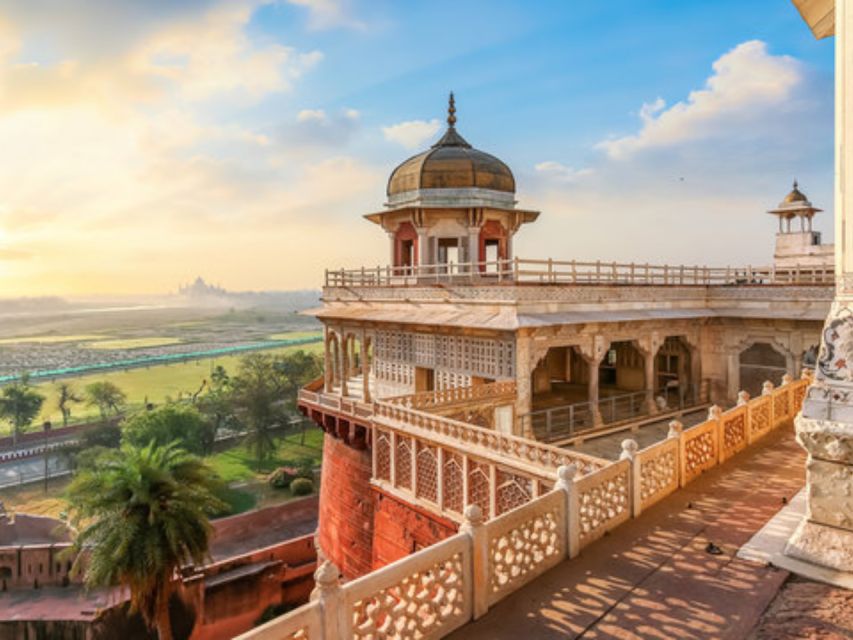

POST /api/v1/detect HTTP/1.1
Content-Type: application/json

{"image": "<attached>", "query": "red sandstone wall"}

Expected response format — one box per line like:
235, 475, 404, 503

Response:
318, 433, 374, 579
371, 487, 458, 570
192, 534, 317, 640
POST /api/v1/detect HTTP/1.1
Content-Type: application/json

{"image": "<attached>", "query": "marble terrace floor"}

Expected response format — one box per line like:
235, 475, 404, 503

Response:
450, 427, 816, 640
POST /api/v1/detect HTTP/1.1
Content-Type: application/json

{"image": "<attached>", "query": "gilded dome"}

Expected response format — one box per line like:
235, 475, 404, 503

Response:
783, 180, 808, 204
387, 94, 516, 197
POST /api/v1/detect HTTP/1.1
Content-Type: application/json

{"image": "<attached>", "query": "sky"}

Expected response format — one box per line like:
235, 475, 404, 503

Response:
0, 0, 836, 296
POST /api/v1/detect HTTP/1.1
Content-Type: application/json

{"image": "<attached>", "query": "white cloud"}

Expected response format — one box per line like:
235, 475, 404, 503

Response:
287, 107, 360, 146
382, 119, 441, 150
287, 0, 366, 31
520, 40, 832, 269
534, 161, 593, 183
298, 109, 327, 122
597, 41, 803, 159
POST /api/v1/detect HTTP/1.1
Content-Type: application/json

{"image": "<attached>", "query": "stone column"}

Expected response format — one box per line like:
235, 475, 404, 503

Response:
340, 335, 349, 398
417, 230, 429, 268
468, 226, 480, 271
587, 356, 603, 426
387, 231, 396, 267
361, 331, 371, 403
324, 329, 333, 393
644, 350, 657, 413
787, 1, 853, 573
515, 334, 533, 437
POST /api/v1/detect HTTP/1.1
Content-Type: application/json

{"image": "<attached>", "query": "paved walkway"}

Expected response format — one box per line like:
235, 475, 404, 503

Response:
450, 427, 806, 640
571, 409, 708, 461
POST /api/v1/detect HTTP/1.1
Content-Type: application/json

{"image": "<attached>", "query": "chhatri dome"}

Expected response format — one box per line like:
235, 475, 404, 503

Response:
767, 179, 823, 233
387, 93, 516, 197
366, 93, 538, 271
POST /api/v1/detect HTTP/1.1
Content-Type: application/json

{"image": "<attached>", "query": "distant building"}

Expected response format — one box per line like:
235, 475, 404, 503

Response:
769, 181, 833, 270
0, 503, 76, 590
179, 276, 228, 298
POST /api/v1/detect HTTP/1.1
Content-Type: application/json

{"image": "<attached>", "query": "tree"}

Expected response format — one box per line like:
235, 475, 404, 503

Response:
56, 382, 83, 428
67, 442, 225, 640
0, 376, 45, 446
229, 354, 286, 469
85, 381, 126, 422
271, 350, 323, 411
196, 366, 236, 444
123, 404, 215, 456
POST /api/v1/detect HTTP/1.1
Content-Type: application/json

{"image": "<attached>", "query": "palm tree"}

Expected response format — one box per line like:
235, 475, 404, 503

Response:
56, 382, 83, 428
67, 442, 225, 640
0, 376, 45, 446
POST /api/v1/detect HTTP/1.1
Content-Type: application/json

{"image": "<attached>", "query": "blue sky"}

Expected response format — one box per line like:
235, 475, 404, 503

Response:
0, 0, 836, 294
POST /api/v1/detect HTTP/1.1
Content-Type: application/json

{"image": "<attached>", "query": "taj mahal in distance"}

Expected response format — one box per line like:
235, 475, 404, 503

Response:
238, 1, 853, 634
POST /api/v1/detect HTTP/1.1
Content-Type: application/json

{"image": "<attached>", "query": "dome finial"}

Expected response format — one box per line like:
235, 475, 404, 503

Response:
793, 178, 798, 190
447, 91, 457, 128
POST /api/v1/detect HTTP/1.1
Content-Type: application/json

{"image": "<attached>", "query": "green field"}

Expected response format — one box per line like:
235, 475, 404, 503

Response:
9, 334, 324, 430
84, 337, 183, 350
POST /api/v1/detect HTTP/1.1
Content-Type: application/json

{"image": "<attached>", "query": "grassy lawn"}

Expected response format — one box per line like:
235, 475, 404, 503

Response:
16, 339, 323, 431
84, 337, 183, 350
208, 429, 324, 483
0, 334, 102, 345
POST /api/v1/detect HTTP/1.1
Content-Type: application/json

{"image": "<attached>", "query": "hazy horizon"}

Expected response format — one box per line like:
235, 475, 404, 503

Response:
0, 0, 835, 297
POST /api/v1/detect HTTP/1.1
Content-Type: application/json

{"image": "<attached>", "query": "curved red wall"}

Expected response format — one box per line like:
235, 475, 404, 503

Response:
318, 433, 374, 579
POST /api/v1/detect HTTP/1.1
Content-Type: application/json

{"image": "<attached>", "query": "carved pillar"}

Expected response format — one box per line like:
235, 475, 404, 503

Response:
788, 2, 853, 573
468, 226, 480, 271
340, 333, 349, 398
417, 230, 429, 268
515, 334, 534, 437
635, 334, 661, 414
361, 331, 371, 403
324, 328, 333, 393
587, 357, 602, 425
387, 231, 396, 267
580, 336, 608, 426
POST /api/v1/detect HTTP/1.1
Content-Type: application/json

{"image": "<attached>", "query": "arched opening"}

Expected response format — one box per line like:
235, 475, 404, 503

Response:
739, 342, 788, 397
394, 222, 418, 273
655, 336, 696, 407
338, 332, 373, 401
599, 341, 645, 393
479, 220, 508, 272
531, 345, 589, 408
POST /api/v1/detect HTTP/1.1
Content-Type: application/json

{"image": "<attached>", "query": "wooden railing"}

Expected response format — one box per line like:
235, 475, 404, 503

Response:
325, 258, 834, 287
241, 372, 810, 640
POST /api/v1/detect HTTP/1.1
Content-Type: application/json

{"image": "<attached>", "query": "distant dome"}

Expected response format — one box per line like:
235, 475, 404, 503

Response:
783, 180, 809, 204
387, 94, 516, 197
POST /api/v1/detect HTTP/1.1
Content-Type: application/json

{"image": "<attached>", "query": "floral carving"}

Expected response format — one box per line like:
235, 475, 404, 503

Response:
640, 447, 677, 506
818, 309, 853, 382
578, 466, 629, 543
722, 413, 746, 453
684, 428, 715, 478
350, 551, 466, 639
488, 505, 561, 597
750, 399, 771, 437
